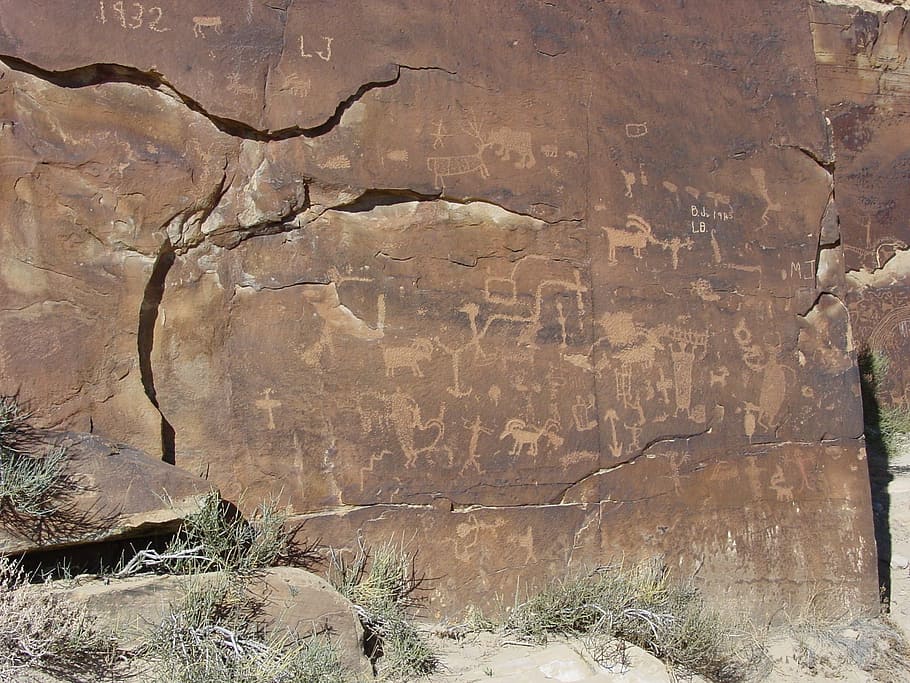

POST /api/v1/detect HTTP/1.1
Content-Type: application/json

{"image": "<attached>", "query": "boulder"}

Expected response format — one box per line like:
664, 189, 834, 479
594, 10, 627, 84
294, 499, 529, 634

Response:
62, 567, 371, 679
0, 432, 213, 554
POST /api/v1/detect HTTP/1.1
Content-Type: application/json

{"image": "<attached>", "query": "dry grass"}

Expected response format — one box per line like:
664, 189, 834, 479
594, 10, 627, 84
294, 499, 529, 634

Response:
0, 395, 70, 517
0, 556, 119, 681
504, 559, 759, 682
139, 573, 353, 683
328, 538, 438, 680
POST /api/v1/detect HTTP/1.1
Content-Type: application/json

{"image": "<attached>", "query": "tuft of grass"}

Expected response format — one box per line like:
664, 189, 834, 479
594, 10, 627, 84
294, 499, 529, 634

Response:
119, 491, 293, 576
0, 555, 119, 680
140, 573, 351, 683
859, 350, 910, 458
0, 395, 70, 517
505, 559, 756, 683
328, 538, 438, 680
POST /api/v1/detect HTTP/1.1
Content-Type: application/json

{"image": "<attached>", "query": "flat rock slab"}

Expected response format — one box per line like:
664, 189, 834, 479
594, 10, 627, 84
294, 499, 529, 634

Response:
61, 566, 371, 679
0, 431, 213, 554
426, 635, 708, 683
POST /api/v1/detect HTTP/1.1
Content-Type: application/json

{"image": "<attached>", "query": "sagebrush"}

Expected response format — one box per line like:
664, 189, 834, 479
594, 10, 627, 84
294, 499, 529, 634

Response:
505, 559, 756, 682
140, 572, 351, 683
328, 539, 438, 680
0, 395, 70, 517
0, 556, 118, 681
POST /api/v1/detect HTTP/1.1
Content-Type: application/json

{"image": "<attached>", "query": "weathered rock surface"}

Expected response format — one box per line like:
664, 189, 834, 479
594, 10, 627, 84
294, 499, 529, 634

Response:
811, 1, 910, 405
0, 431, 213, 554
0, 1, 882, 619
61, 567, 371, 677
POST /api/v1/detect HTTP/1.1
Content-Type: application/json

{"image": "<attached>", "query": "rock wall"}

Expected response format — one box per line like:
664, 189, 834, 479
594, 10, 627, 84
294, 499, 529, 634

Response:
0, 1, 880, 619
810, 2, 910, 405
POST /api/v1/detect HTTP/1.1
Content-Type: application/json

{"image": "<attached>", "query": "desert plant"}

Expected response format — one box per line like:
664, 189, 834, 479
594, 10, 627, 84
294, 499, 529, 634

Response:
0, 395, 70, 517
328, 538, 438, 680
140, 573, 351, 683
120, 491, 293, 576
505, 559, 754, 682
859, 350, 910, 458
0, 556, 118, 681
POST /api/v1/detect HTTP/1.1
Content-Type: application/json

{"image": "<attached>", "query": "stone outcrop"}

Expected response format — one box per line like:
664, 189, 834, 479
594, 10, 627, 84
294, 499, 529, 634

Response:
810, 1, 910, 406
60, 567, 371, 677
0, 431, 213, 553
0, 1, 883, 619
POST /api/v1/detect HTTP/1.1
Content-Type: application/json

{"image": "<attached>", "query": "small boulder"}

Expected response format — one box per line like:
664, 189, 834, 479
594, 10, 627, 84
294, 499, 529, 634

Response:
0, 431, 214, 554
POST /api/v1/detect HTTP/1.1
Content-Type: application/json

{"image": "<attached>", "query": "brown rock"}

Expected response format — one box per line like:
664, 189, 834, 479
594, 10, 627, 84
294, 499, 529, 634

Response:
62, 567, 371, 678
0, 432, 213, 554
0, 1, 881, 621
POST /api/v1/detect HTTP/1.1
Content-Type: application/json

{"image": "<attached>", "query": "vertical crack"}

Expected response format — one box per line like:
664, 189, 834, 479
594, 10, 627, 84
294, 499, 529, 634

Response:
138, 242, 176, 464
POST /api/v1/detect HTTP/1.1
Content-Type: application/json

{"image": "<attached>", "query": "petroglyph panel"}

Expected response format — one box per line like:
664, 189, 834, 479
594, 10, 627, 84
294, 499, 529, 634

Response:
0, 0, 880, 620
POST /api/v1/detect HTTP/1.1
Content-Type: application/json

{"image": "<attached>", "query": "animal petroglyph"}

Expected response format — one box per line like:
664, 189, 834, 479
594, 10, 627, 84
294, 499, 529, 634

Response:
383, 338, 434, 378
255, 388, 281, 430
192, 15, 222, 38
426, 114, 491, 188
709, 366, 730, 387
602, 214, 656, 262
499, 418, 563, 456
319, 154, 352, 169
388, 388, 446, 468
488, 127, 536, 168
541, 144, 559, 158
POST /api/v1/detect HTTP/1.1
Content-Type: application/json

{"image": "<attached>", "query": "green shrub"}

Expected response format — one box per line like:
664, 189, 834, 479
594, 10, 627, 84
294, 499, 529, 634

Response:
328, 539, 438, 680
859, 350, 910, 458
140, 573, 350, 683
120, 491, 293, 576
505, 559, 754, 682
0, 395, 69, 517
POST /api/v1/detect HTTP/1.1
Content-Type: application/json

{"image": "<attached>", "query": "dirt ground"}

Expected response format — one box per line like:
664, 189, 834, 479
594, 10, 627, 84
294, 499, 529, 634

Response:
421, 445, 910, 683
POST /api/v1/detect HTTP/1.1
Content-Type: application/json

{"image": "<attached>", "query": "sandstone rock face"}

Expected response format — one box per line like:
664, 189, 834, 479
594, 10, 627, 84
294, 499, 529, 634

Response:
62, 567, 371, 677
811, 2, 910, 404
0, 432, 213, 553
0, 2, 880, 618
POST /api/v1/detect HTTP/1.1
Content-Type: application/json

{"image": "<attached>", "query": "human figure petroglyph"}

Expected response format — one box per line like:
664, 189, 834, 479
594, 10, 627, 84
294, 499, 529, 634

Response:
435, 339, 474, 398
488, 127, 536, 168
255, 388, 281, 430
383, 338, 434, 378
192, 15, 222, 38
602, 215, 657, 262
658, 324, 708, 417
655, 236, 694, 270
622, 170, 636, 199
709, 366, 729, 387
750, 167, 781, 229
461, 416, 494, 475
572, 394, 598, 431
499, 418, 563, 457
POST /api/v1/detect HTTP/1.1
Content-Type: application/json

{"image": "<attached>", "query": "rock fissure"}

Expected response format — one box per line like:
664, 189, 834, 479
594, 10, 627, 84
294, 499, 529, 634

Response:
137, 242, 176, 465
